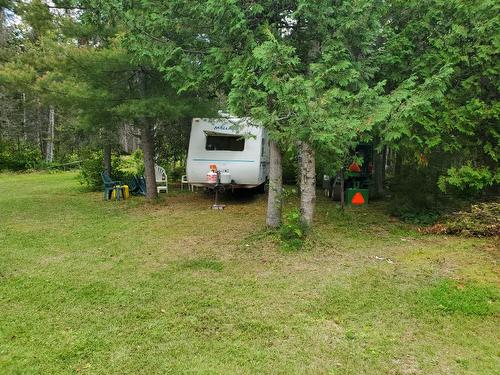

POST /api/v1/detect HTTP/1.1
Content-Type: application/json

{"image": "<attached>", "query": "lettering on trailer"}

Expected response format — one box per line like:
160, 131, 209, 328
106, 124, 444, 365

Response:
213, 125, 231, 131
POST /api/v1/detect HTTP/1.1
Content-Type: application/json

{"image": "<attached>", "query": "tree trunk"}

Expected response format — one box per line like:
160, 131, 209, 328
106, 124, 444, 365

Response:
394, 150, 402, 181
298, 141, 316, 226
374, 148, 385, 198
266, 140, 283, 228
340, 168, 345, 210
22, 93, 27, 142
383, 146, 388, 181
45, 105, 55, 163
103, 144, 112, 176
141, 121, 158, 199
136, 68, 157, 199
35, 99, 43, 156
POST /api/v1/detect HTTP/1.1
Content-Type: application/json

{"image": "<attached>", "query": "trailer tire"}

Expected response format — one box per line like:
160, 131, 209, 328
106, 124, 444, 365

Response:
255, 182, 266, 194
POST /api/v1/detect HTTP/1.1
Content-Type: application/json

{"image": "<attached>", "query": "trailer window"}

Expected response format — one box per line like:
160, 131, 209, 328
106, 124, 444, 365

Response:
206, 135, 244, 151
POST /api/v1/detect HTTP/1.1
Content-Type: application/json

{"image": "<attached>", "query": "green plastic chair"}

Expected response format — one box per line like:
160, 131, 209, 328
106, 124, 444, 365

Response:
101, 171, 122, 200
128, 175, 146, 196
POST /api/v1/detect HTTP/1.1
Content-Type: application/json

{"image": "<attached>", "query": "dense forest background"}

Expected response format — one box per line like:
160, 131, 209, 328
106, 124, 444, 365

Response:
0, 0, 498, 225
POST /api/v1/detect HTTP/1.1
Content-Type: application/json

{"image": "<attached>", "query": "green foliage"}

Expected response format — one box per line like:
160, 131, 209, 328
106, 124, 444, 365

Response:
117, 149, 145, 177
387, 166, 451, 224
0, 142, 42, 171
77, 150, 106, 190
78, 149, 146, 190
167, 165, 185, 182
377, 0, 500, 195
279, 208, 307, 251
391, 206, 440, 226
438, 164, 499, 195
223, 2, 385, 153
2, 0, 498, 209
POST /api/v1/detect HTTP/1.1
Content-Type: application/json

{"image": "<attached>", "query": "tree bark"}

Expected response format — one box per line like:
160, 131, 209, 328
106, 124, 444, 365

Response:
266, 140, 283, 228
374, 148, 385, 198
383, 146, 388, 181
137, 68, 158, 199
141, 121, 158, 199
36, 100, 43, 156
22, 93, 27, 142
103, 144, 112, 176
45, 105, 55, 163
298, 141, 316, 226
394, 149, 402, 181
340, 168, 345, 210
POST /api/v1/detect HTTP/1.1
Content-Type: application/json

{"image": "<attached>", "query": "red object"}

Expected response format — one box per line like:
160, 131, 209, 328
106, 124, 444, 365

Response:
351, 192, 365, 205
349, 162, 361, 173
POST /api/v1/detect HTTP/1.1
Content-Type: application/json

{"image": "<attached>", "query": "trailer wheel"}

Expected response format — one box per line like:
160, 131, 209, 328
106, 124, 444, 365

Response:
255, 182, 266, 194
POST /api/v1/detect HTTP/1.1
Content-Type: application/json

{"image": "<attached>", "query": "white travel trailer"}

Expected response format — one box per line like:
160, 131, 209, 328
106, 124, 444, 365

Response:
186, 117, 269, 189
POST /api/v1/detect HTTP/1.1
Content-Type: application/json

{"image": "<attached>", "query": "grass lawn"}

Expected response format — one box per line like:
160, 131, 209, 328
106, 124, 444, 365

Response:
0, 171, 498, 374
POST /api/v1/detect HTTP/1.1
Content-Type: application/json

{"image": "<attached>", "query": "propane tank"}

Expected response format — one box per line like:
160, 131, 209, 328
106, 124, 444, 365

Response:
207, 171, 217, 184
220, 170, 231, 184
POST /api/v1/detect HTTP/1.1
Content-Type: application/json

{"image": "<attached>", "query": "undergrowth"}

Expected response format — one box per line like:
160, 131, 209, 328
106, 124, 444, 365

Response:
425, 202, 500, 237
279, 208, 308, 251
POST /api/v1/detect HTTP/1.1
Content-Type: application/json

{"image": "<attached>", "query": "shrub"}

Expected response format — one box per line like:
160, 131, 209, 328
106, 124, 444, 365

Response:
438, 164, 499, 196
78, 149, 146, 190
78, 151, 106, 190
389, 200, 441, 225
115, 149, 144, 181
168, 165, 185, 182
387, 167, 457, 225
130, 149, 144, 176
0, 142, 42, 171
279, 208, 308, 251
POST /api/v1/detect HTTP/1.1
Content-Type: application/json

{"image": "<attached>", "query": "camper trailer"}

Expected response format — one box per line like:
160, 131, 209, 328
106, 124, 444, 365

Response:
186, 117, 269, 189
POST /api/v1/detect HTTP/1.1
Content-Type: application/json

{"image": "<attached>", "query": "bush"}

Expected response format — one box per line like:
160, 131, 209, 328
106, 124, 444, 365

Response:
279, 208, 308, 251
78, 149, 145, 190
0, 142, 42, 171
387, 167, 458, 225
78, 151, 106, 190
130, 149, 144, 176
115, 149, 144, 181
168, 165, 185, 182
389, 200, 441, 225
438, 164, 499, 196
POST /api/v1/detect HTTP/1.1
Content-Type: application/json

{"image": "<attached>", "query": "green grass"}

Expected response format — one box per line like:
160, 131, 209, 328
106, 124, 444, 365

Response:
0, 171, 498, 374
419, 279, 498, 316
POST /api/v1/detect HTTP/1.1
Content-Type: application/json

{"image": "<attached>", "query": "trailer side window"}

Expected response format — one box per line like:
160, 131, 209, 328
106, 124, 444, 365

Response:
206, 135, 244, 151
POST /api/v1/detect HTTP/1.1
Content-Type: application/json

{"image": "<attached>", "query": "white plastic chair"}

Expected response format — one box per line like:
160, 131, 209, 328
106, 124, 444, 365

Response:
181, 175, 194, 192
155, 165, 168, 193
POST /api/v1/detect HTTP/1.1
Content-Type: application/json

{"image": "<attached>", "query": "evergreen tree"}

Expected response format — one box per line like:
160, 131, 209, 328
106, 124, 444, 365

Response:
376, 0, 499, 196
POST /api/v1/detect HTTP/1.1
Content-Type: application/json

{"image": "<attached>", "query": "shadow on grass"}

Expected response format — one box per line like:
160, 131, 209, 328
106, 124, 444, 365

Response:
177, 258, 224, 272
